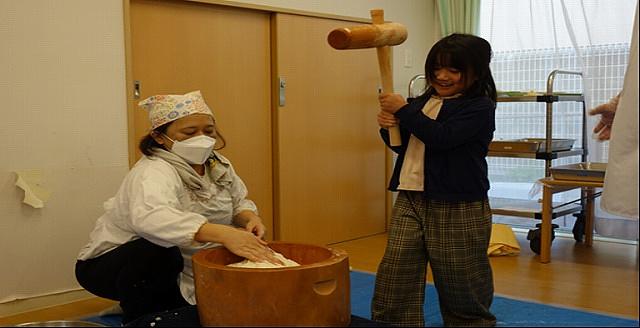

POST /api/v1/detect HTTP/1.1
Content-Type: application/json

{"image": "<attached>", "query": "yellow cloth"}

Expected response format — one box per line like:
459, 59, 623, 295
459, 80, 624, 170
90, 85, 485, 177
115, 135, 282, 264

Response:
488, 223, 520, 256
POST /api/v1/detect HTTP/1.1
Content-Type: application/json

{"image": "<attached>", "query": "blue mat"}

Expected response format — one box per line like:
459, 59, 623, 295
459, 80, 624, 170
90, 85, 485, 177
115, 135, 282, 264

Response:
351, 270, 638, 327
86, 271, 638, 327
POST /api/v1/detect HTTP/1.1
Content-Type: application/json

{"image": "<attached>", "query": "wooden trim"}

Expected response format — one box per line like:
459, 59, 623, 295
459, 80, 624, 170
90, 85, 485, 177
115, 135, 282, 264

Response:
269, 13, 280, 240
183, 0, 372, 23
0, 289, 93, 319
0, 295, 115, 326
123, 0, 136, 168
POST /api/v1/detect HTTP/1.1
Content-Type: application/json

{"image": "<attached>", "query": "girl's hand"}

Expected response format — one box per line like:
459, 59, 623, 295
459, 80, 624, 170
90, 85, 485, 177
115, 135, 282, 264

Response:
377, 111, 399, 129
378, 93, 407, 114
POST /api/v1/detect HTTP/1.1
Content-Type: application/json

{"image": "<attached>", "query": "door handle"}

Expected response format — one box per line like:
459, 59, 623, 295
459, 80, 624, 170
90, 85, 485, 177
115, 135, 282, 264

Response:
133, 80, 141, 99
279, 77, 286, 107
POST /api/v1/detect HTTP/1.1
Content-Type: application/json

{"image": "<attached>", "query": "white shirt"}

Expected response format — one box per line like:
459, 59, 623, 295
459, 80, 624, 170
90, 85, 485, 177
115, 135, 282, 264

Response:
397, 96, 445, 191
77, 153, 257, 304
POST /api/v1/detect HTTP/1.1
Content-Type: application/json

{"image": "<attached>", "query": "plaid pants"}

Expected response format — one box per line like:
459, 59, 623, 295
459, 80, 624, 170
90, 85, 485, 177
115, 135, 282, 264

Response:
371, 191, 496, 327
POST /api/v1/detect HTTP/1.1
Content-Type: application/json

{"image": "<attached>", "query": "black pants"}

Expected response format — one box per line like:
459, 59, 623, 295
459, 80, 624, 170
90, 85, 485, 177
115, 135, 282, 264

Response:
76, 238, 189, 324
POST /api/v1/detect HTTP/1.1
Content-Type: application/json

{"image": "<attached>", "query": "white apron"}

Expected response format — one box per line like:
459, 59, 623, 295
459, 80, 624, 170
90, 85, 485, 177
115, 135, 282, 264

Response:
601, 4, 639, 219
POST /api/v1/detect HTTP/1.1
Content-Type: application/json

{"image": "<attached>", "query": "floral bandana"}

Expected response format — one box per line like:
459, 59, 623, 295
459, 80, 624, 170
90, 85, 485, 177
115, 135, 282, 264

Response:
138, 90, 214, 129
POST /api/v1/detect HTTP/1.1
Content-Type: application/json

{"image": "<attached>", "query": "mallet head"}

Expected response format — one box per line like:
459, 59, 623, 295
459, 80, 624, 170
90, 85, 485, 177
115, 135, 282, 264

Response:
328, 22, 408, 50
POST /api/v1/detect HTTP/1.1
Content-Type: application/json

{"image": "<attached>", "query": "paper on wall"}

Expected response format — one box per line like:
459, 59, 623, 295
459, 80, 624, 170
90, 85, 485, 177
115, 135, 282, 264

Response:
14, 170, 51, 208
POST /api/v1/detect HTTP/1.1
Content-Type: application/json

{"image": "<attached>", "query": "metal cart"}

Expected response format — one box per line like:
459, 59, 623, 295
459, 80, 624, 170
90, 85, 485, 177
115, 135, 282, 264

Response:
408, 70, 596, 256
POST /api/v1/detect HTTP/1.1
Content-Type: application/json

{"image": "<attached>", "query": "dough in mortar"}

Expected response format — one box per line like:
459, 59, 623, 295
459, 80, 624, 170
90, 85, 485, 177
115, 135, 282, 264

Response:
227, 251, 300, 268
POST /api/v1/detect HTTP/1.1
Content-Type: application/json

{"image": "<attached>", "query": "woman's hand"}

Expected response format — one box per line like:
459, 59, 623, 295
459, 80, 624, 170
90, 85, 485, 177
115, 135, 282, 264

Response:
377, 111, 399, 129
589, 94, 619, 141
222, 228, 282, 265
195, 223, 282, 265
233, 210, 266, 239
378, 93, 407, 114
244, 216, 266, 239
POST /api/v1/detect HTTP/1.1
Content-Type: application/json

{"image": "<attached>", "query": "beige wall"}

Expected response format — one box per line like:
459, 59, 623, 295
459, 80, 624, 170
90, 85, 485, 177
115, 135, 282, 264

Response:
0, 0, 439, 315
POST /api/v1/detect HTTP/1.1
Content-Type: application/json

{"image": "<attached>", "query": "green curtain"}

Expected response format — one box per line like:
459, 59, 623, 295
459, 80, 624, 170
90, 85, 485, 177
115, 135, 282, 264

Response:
436, 0, 481, 36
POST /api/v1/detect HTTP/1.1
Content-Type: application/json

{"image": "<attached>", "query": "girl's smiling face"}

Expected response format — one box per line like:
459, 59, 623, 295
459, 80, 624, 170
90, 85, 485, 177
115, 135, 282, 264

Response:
431, 67, 466, 97
424, 33, 496, 101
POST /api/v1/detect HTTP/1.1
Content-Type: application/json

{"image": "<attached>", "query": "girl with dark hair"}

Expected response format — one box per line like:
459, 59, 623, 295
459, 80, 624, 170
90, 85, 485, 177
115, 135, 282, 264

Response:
372, 33, 497, 327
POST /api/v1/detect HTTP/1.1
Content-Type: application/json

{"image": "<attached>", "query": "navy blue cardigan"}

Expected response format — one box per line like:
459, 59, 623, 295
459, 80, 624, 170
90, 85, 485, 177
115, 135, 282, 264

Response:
380, 94, 496, 202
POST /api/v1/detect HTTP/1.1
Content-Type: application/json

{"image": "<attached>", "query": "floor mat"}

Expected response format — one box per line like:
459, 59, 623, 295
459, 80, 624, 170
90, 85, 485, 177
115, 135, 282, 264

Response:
86, 270, 639, 327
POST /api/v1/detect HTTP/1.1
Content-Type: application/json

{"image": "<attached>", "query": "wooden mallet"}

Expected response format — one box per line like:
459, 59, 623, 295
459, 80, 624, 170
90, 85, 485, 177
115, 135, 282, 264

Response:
327, 9, 408, 146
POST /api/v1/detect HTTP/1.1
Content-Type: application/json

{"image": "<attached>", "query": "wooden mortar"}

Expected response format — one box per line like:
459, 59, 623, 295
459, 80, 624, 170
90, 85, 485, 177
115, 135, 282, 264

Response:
192, 242, 350, 326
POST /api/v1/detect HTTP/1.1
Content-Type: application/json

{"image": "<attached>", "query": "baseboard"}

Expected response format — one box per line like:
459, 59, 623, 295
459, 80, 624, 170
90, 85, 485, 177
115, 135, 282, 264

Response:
0, 289, 93, 317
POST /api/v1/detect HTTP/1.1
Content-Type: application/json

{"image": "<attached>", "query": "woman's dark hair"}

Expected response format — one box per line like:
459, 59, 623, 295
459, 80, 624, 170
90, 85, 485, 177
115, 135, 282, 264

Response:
423, 33, 497, 102
139, 121, 227, 156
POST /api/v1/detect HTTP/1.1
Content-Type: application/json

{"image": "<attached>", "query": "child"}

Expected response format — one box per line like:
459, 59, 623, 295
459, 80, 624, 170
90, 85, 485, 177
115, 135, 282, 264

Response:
372, 34, 498, 327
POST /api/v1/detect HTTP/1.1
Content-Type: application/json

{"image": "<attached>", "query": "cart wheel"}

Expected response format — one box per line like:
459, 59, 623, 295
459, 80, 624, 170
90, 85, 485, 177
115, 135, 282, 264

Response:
572, 212, 585, 242
527, 228, 541, 254
526, 223, 559, 255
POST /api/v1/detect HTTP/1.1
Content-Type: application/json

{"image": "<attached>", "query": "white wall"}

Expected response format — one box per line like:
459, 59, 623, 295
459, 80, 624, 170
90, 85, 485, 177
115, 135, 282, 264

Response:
0, 0, 439, 314
0, 0, 128, 307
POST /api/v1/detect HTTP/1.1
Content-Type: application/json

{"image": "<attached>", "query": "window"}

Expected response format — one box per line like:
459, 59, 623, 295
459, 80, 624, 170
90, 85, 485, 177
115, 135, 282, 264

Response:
478, 0, 635, 237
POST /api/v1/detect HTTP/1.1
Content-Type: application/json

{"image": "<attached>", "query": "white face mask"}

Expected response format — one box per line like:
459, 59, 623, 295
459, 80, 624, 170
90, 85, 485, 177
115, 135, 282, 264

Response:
164, 134, 216, 165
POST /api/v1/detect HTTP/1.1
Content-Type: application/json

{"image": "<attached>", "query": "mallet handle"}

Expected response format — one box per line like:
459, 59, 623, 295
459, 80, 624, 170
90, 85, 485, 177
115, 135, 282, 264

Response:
371, 9, 401, 146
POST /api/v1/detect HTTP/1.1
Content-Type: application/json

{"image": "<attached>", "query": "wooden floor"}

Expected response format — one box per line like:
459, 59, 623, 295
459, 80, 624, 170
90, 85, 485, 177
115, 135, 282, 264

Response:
1, 232, 637, 325
337, 232, 639, 319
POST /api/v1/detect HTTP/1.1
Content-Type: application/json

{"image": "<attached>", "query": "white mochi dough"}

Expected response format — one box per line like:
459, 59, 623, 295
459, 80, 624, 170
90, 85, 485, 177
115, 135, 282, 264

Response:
227, 251, 300, 268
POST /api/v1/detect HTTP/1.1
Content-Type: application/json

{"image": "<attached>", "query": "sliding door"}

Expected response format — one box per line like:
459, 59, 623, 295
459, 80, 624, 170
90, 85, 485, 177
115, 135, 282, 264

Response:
129, 0, 273, 238
273, 13, 386, 244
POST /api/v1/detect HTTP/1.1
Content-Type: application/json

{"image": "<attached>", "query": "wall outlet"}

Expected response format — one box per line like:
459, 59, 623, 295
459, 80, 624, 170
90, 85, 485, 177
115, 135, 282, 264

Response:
403, 49, 413, 68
